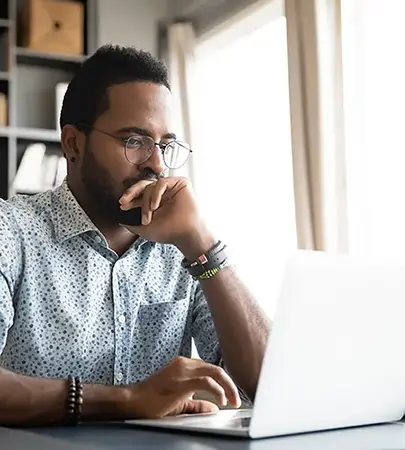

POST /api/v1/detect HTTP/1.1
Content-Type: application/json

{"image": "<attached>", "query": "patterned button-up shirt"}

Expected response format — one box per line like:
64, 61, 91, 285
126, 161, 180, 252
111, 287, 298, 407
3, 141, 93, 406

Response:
0, 180, 221, 385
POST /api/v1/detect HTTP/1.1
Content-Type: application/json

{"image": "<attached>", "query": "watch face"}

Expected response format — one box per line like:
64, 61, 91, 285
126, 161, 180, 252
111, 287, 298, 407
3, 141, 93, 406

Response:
118, 207, 143, 226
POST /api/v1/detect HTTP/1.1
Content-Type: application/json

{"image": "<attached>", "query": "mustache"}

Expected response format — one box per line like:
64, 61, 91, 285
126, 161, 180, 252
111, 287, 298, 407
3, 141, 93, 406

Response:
122, 169, 166, 190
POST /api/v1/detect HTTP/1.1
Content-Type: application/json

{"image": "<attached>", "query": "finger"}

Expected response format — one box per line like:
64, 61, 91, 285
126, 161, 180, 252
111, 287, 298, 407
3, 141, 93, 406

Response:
150, 181, 168, 211
121, 181, 167, 213
119, 180, 156, 205
176, 377, 227, 407
119, 198, 143, 211
195, 364, 241, 408
179, 399, 219, 415
171, 357, 241, 408
140, 185, 154, 225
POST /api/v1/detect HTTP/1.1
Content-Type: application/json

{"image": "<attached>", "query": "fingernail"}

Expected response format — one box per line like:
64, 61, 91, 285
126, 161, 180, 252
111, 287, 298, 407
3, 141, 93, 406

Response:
142, 214, 149, 225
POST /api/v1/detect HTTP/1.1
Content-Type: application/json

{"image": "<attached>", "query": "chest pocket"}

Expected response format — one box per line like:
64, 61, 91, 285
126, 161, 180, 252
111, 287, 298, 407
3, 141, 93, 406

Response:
137, 297, 190, 330
134, 297, 191, 372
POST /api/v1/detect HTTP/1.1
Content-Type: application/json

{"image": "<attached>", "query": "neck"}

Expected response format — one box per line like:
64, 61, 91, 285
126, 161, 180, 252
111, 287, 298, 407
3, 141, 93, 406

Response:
67, 177, 138, 255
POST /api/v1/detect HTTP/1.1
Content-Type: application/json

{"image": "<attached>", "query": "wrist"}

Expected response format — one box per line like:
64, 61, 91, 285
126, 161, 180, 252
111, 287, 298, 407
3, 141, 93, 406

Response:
82, 383, 135, 421
175, 227, 217, 261
118, 384, 152, 420
117, 386, 137, 418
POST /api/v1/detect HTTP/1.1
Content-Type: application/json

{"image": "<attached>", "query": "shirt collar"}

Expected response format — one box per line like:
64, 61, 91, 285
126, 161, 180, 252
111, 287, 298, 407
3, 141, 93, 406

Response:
51, 179, 152, 250
51, 179, 99, 243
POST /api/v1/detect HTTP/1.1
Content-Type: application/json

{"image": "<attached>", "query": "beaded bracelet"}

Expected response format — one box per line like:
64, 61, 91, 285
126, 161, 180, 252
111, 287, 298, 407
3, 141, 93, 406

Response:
67, 375, 83, 425
198, 258, 231, 280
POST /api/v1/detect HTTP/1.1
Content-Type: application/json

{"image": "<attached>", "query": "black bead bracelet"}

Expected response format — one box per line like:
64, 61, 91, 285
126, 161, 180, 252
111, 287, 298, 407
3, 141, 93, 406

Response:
67, 375, 83, 425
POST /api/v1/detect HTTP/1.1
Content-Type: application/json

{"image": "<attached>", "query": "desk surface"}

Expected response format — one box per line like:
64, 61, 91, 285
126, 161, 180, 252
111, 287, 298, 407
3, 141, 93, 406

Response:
2, 421, 405, 450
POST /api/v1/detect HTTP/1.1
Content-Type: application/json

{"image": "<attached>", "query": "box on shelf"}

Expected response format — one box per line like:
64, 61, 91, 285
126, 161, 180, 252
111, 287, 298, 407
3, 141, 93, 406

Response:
22, 0, 84, 56
0, 93, 7, 126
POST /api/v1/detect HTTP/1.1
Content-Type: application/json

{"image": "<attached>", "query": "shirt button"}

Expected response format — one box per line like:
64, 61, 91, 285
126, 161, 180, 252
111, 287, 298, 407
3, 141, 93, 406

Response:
116, 372, 123, 382
118, 315, 126, 324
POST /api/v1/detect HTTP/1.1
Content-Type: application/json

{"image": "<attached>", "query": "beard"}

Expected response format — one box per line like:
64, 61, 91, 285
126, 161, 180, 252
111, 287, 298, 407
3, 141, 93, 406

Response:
80, 143, 164, 223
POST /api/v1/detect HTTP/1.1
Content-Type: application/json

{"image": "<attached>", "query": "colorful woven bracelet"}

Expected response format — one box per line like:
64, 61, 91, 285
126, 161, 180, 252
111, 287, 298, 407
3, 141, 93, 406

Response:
198, 259, 231, 280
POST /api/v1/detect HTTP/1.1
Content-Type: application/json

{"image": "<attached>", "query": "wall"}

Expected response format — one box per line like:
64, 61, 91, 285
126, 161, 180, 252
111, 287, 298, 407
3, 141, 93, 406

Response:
96, 0, 169, 55
96, 0, 260, 56
167, 0, 262, 36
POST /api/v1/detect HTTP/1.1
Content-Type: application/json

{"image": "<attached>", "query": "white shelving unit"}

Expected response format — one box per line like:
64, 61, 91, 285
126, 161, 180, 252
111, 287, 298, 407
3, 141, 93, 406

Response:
0, 0, 97, 199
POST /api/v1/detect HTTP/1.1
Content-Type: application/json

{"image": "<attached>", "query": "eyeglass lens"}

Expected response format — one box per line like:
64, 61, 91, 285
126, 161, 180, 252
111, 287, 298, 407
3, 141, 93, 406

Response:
125, 136, 191, 169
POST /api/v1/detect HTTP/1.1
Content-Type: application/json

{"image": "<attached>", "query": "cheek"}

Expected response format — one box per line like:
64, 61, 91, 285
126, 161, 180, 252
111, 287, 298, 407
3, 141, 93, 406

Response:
87, 138, 140, 192
89, 137, 132, 176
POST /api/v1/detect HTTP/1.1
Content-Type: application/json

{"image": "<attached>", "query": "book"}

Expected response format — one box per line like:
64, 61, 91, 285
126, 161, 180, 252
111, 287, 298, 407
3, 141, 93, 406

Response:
12, 143, 46, 194
55, 155, 67, 187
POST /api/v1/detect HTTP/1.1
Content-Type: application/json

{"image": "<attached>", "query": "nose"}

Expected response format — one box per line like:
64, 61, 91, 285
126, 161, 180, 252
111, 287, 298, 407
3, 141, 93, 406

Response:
138, 143, 165, 174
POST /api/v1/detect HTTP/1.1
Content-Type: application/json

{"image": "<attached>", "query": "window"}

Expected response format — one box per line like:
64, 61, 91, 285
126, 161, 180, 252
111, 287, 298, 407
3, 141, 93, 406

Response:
193, 0, 296, 318
342, 0, 405, 256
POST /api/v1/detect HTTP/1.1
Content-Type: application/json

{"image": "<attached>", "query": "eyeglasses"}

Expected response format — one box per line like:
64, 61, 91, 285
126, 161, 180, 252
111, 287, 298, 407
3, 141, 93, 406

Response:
77, 123, 192, 170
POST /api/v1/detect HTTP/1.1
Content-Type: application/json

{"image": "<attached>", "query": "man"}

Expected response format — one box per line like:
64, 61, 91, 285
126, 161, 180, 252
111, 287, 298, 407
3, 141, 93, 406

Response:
0, 45, 270, 426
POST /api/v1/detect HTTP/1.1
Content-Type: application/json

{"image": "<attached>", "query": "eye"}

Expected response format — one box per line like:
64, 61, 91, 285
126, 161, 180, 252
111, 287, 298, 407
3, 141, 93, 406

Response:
125, 136, 143, 149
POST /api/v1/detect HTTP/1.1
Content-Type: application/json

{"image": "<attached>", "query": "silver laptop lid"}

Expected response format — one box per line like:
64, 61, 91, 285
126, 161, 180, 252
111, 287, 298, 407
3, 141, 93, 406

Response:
250, 250, 405, 438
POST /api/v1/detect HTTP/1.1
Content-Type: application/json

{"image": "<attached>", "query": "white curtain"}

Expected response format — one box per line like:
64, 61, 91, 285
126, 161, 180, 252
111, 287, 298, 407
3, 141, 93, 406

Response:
285, 0, 348, 252
165, 21, 201, 359
166, 22, 196, 181
193, 0, 296, 318
164, 0, 351, 319
341, 0, 405, 257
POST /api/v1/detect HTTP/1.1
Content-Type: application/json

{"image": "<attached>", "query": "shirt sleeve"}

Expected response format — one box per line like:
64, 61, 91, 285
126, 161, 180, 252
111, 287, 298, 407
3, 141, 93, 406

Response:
191, 283, 253, 406
0, 201, 20, 355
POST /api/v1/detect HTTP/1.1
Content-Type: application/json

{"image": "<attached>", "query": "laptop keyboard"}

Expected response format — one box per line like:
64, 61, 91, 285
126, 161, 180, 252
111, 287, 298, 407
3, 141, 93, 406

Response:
190, 409, 252, 429
227, 417, 251, 428
126, 408, 253, 431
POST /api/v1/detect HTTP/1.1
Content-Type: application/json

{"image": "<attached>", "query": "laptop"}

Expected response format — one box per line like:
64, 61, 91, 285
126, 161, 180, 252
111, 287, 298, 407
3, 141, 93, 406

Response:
127, 250, 405, 439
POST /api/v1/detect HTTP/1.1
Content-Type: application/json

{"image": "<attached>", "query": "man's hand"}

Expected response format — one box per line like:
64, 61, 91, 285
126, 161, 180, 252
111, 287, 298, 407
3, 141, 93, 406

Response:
119, 178, 215, 258
125, 357, 241, 419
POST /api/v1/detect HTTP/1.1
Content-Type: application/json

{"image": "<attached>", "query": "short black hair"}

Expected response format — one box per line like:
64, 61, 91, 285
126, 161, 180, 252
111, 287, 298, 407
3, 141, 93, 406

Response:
60, 44, 170, 130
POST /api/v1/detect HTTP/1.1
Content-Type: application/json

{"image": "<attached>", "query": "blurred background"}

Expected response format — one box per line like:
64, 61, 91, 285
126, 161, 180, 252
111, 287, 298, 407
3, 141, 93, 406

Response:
0, 0, 403, 318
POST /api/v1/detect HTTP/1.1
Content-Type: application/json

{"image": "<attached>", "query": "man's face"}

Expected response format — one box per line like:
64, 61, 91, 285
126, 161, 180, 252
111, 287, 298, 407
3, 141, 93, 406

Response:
78, 81, 173, 221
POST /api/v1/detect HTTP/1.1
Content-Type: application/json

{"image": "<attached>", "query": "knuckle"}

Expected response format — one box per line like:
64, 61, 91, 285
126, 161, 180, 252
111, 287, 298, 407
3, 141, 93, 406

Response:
199, 376, 223, 394
174, 356, 188, 370
198, 376, 215, 391
200, 375, 212, 385
127, 184, 138, 194
142, 185, 152, 196
210, 365, 225, 377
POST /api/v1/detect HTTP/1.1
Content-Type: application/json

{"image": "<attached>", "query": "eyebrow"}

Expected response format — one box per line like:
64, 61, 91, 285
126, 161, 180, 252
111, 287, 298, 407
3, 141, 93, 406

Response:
116, 126, 177, 141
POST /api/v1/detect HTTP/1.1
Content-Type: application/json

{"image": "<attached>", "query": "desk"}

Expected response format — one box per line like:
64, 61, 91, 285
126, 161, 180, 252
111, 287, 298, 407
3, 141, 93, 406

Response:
2, 421, 405, 450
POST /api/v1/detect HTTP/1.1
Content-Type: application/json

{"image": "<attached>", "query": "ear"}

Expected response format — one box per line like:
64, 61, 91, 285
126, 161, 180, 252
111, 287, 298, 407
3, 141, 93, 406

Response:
61, 125, 86, 162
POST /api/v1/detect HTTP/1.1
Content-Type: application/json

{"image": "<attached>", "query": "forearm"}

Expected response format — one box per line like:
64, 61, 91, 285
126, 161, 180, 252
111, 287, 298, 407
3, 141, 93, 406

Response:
0, 368, 130, 426
199, 267, 271, 400
178, 232, 271, 400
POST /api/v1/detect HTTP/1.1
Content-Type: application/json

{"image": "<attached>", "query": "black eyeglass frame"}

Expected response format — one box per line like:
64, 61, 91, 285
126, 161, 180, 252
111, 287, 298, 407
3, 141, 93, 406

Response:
76, 123, 192, 169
